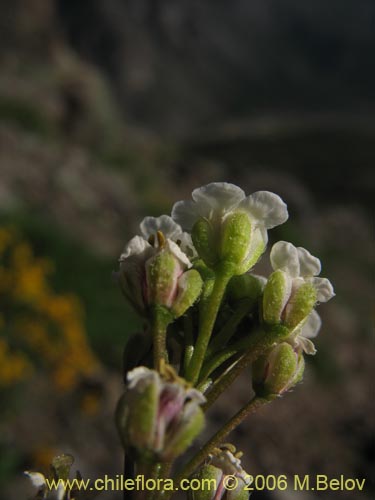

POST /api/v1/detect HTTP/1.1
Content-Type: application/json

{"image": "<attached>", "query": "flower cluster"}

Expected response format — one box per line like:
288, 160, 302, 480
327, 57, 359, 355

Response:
26, 182, 335, 500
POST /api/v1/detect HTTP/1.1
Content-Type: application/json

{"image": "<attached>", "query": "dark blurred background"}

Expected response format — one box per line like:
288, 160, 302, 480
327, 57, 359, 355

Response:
0, 1, 374, 499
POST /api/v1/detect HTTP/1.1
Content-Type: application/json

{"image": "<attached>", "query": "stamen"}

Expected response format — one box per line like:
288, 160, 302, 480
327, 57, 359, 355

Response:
148, 234, 156, 246
157, 231, 166, 248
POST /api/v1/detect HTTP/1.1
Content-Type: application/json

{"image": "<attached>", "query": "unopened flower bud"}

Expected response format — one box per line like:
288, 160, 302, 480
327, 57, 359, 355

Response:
220, 212, 253, 272
283, 281, 317, 329
145, 244, 185, 308
171, 269, 203, 318
252, 342, 305, 396
116, 366, 205, 462
262, 269, 290, 324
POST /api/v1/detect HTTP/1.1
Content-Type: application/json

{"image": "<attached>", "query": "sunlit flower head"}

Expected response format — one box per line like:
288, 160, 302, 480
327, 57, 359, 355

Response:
171, 182, 288, 274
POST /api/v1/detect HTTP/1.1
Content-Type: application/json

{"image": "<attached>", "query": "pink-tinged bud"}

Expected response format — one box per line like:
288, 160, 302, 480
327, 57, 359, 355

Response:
116, 366, 205, 462
119, 233, 201, 318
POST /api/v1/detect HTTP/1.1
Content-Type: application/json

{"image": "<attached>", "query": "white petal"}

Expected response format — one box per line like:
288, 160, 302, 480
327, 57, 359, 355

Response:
270, 241, 300, 277
298, 336, 317, 355
240, 191, 288, 229
178, 232, 197, 259
171, 200, 202, 231
297, 247, 321, 277
185, 388, 206, 404
120, 235, 153, 261
301, 310, 322, 339
165, 240, 192, 268
192, 182, 245, 213
127, 366, 160, 391
310, 277, 335, 302
140, 215, 183, 240
24, 471, 46, 488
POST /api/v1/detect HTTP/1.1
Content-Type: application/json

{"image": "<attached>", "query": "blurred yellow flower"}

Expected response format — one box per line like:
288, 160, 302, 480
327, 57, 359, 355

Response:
0, 226, 100, 393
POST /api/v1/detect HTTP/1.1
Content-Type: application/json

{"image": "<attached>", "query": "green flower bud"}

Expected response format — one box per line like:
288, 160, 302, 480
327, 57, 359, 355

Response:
116, 370, 159, 459
146, 249, 181, 307
220, 212, 252, 269
262, 271, 317, 332
192, 218, 218, 268
51, 454, 74, 481
283, 282, 317, 329
171, 269, 203, 318
116, 366, 206, 463
191, 211, 266, 276
262, 270, 290, 324
252, 342, 305, 396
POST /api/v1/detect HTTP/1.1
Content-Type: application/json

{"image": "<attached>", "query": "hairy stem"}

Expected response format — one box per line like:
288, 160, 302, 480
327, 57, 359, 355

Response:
151, 306, 172, 371
175, 395, 276, 482
185, 273, 231, 384
203, 327, 289, 410
205, 300, 252, 357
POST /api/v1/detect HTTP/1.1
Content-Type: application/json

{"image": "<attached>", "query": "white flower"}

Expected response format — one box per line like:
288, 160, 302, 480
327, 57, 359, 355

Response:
171, 182, 288, 273
120, 234, 191, 269
264, 241, 334, 353
139, 215, 196, 258
172, 182, 288, 233
118, 218, 202, 316
270, 241, 335, 304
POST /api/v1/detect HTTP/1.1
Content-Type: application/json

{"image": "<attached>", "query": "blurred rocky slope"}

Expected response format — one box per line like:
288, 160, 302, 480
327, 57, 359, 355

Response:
56, 0, 375, 134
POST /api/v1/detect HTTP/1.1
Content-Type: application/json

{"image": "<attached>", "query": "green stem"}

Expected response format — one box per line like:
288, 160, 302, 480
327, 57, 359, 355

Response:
205, 300, 252, 358
134, 461, 159, 500
175, 395, 276, 482
153, 462, 173, 500
183, 314, 195, 374
199, 349, 240, 383
196, 378, 213, 393
185, 272, 231, 384
151, 306, 172, 370
203, 327, 289, 410
148, 463, 162, 500
199, 333, 261, 383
